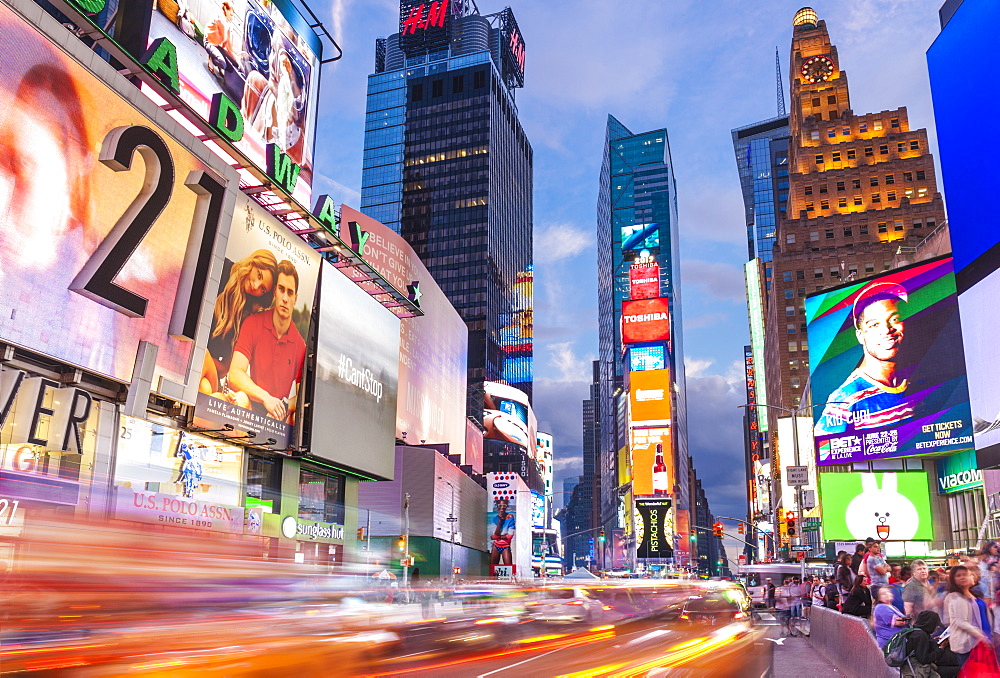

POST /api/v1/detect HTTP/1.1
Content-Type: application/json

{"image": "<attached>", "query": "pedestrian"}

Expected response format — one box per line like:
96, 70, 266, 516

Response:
812, 576, 827, 610
978, 541, 1000, 601
775, 577, 793, 636
873, 584, 909, 649
842, 574, 873, 619
851, 542, 869, 574
802, 576, 815, 619
824, 575, 841, 610
766, 578, 776, 609
790, 576, 803, 620
862, 540, 890, 595
836, 552, 855, 603
890, 563, 903, 584
943, 564, 989, 667
889, 567, 907, 610
903, 559, 937, 618
899, 610, 961, 678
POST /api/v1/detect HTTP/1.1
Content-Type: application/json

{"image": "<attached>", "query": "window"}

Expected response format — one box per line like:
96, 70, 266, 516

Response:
804, 185, 813, 196
787, 324, 797, 334
298, 468, 345, 524
848, 264, 858, 277
854, 195, 863, 206
786, 233, 796, 244
887, 191, 896, 201
783, 271, 793, 282
843, 127, 850, 136
791, 378, 801, 388
830, 267, 840, 278
878, 222, 888, 233
838, 197, 847, 208
884, 261, 893, 271
810, 231, 819, 241
831, 152, 841, 162
798, 288, 806, 297
828, 95, 837, 105
819, 184, 829, 193
891, 117, 900, 129
897, 141, 906, 153
820, 200, 829, 210
885, 174, 895, 185
811, 130, 820, 141
829, 110, 839, 120
865, 263, 875, 273
814, 268, 824, 278
903, 171, 913, 182
786, 306, 796, 316
837, 181, 845, 191
895, 221, 904, 231
865, 146, 874, 157
859, 123, 868, 133
474, 70, 486, 88
844, 226, 853, 237
847, 149, 856, 160
860, 224, 869, 235
910, 140, 919, 150
870, 176, 879, 187
918, 187, 928, 198
788, 342, 798, 352
247, 455, 282, 513
904, 188, 914, 199
912, 220, 923, 229
411, 83, 423, 100
796, 270, 805, 280
926, 219, 936, 229
916, 170, 926, 180
806, 202, 815, 212
812, 97, 821, 107
789, 360, 800, 371
828, 128, 836, 138
815, 154, 824, 164
873, 120, 883, 131
452, 75, 464, 93
852, 179, 862, 189
872, 193, 881, 203
784, 289, 795, 299
879, 144, 889, 155
825, 229, 834, 239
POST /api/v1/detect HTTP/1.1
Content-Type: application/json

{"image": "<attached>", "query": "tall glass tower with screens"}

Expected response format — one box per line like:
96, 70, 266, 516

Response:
360, 2, 533, 410
597, 116, 689, 551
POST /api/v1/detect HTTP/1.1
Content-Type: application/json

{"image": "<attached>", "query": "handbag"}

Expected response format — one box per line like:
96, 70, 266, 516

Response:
958, 641, 1000, 678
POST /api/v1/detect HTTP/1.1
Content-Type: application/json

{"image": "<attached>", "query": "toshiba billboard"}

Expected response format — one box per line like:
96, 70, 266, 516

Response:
621, 298, 671, 344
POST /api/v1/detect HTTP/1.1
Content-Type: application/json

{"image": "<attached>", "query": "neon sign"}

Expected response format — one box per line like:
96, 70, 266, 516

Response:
401, 0, 449, 34
509, 27, 525, 74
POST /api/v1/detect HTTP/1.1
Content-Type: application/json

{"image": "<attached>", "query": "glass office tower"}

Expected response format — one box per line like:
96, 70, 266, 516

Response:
361, 3, 533, 410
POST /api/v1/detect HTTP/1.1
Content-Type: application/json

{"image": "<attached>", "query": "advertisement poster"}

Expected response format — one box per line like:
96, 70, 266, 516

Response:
629, 263, 660, 300
0, 4, 237, 391
628, 369, 672, 427
635, 498, 673, 559
818, 472, 933, 541
312, 260, 400, 479
806, 257, 974, 465
957, 266, 1000, 465
631, 428, 672, 497
147, 0, 322, 203
487, 472, 531, 577
338, 207, 468, 455
621, 297, 671, 345
630, 345, 665, 372
621, 222, 659, 253
484, 381, 537, 457
935, 449, 983, 494
674, 509, 690, 566
194, 193, 320, 448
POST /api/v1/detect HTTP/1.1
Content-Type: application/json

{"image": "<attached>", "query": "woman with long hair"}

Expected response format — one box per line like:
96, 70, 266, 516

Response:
199, 249, 277, 397
842, 574, 873, 619
944, 565, 989, 667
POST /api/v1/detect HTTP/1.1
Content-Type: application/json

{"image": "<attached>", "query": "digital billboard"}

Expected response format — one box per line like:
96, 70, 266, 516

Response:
622, 297, 671, 345
631, 428, 672, 497
957, 266, 1000, 467
0, 4, 238, 395
630, 345, 665, 372
629, 262, 660, 300
628, 369, 672, 427
194, 193, 319, 448
484, 381, 536, 457
487, 472, 531, 577
635, 498, 673, 559
146, 0, 322, 204
502, 266, 534, 388
936, 449, 982, 494
818, 472, 934, 541
806, 257, 974, 465
312, 261, 401, 479
621, 222, 659, 253
339, 206, 468, 454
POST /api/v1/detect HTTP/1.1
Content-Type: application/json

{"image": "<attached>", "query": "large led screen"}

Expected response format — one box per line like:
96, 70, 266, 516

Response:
312, 262, 401, 479
806, 257, 974, 465
631, 427, 672, 497
484, 381, 537, 458
629, 263, 659, 300
635, 498, 673, 559
194, 194, 319, 447
628, 369, 672, 427
957, 266, 1000, 465
621, 222, 659, 253
0, 4, 237, 393
147, 0, 322, 204
339, 206, 468, 455
622, 297, 671, 345
818, 472, 933, 541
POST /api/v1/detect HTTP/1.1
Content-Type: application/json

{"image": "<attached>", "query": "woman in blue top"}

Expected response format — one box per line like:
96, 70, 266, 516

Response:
873, 584, 909, 649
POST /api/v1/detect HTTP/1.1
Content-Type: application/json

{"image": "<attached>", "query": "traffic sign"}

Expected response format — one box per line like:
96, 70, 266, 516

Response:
786, 466, 809, 486
790, 545, 812, 552
803, 521, 821, 532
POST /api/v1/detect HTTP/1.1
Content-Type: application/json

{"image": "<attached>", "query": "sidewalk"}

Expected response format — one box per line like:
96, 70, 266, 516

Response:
757, 612, 842, 677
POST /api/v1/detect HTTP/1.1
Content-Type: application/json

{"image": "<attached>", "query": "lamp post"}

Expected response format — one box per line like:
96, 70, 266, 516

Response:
437, 476, 457, 582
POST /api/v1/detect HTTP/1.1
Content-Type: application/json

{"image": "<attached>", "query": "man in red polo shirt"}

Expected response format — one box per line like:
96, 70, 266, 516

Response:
228, 260, 306, 422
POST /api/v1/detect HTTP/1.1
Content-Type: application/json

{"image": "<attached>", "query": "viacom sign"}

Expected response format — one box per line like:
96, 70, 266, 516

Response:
936, 450, 983, 494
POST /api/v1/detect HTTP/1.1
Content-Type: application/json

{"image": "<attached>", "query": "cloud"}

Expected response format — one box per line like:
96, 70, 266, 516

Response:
682, 259, 747, 303
543, 342, 594, 384
685, 357, 715, 378
313, 172, 361, 208
684, 312, 733, 331
535, 223, 592, 264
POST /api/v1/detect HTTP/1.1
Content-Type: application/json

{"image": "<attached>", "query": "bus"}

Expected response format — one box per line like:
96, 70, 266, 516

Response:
737, 562, 833, 607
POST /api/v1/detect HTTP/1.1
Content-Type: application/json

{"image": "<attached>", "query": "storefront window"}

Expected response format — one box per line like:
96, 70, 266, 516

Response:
298, 468, 345, 524
246, 454, 282, 513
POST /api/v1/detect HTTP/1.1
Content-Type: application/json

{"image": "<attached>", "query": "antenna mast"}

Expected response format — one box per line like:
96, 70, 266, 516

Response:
775, 47, 786, 116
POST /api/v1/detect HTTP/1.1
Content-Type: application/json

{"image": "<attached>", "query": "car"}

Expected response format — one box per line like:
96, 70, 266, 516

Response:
525, 587, 603, 624
679, 588, 752, 627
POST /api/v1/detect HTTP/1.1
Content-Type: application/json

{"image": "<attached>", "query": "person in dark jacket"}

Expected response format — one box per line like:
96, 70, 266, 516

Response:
842, 574, 873, 618
835, 552, 855, 601
900, 610, 960, 678
851, 542, 868, 574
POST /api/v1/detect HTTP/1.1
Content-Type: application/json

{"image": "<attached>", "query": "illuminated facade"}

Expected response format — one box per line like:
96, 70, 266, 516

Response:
360, 3, 533, 411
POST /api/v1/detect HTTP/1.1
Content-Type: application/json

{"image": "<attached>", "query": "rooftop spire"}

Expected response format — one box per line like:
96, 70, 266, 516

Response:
775, 47, 786, 116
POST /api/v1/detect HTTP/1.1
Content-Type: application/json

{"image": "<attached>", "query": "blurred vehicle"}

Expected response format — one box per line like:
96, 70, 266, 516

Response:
679, 587, 752, 627
526, 587, 603, 623
738, 562, 830, 607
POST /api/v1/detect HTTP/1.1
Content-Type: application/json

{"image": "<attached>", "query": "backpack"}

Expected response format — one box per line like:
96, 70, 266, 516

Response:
824, 584, 840, 608
883, 627, 917, 668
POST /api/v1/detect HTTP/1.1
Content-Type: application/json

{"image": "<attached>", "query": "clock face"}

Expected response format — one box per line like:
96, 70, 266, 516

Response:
801, 55, 835, 83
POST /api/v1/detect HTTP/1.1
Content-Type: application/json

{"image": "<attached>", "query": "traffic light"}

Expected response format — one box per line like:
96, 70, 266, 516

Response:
738, 522, 745, 534
786, 512, 797, 536
453, 566, 461, 575
598, 528, 606, 543
712, 522, 723, 538
398, 535, 407, 552
357, 527, 367, 541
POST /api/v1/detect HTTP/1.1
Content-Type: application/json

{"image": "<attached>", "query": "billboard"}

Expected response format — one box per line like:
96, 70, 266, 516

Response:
501, 266, 534, 388
628, 369, 672, 427
0, 4, 238, 394
147, 0, 322, 204
635, 498, 673, 559
806, 257, 974, 465
936, 449, 982, 494
957, 266, 1000, 466
818, 472, 934, 541
194, 193, 319, 447
339, 206, 468, 454
399, 0, 463, 55
312, 261, 401, 479
629, 263, 660, 300
484, 381, 536, 457
487, 472, 531, 577
621, 222, 659, 253
622, 297, 671, 345
630, 345, 665, 372
631, 428, 672, 497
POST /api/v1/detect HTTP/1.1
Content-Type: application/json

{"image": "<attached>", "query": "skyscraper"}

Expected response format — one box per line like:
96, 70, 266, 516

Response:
597, 116, 690, 566
360, 1, 533, 414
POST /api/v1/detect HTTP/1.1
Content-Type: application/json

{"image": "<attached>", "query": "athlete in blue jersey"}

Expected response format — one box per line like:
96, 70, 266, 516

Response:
817, 282, 911, 435
490, 498, 516, 566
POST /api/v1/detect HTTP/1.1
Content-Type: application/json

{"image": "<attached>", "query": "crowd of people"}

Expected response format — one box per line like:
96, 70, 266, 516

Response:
764, 537, 1000, 675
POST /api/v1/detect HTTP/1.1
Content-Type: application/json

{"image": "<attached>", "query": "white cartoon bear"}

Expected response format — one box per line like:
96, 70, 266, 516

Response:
845, 474, 920, 541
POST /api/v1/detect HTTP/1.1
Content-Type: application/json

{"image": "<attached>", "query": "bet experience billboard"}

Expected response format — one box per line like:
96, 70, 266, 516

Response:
806, 257, 974, 465
818, 472, 933, 541
0, 3, 239, 399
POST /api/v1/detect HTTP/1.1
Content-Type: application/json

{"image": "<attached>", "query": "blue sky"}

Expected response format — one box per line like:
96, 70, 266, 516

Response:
310, 0, 947, 561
